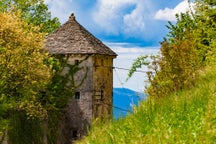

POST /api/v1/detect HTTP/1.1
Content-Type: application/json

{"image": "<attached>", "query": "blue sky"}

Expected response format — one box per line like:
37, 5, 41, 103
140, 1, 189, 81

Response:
45, 0, 193, 91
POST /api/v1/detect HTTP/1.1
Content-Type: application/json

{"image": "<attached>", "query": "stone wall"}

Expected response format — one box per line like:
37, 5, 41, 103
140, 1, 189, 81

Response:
57, 54, 93, 144
93, 55, 114, 118
57, 54, 114, 143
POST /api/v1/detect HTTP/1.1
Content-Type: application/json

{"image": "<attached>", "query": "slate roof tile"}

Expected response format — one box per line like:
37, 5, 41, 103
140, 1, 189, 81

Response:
46, 13, 117, 56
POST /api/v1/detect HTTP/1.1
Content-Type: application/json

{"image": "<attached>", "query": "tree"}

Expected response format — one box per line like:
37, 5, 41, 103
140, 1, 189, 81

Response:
0, 11, 51, 141
127, 11, 200, 97
194, 0, 216, 64
0, 1, 62, 143
0, 0, 60, 33
127, 0, 216, 97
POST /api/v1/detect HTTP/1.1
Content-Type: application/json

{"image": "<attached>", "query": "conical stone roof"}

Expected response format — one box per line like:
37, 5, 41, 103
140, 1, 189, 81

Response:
46, 13, 117, 56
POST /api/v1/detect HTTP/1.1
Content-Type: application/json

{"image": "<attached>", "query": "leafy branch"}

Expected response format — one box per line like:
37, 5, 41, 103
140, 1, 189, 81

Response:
126, 55, 150, 81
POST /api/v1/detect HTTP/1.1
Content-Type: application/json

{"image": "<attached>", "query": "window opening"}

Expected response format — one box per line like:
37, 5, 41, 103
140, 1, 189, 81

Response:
101, 59, 104, 66
72, 130, 78, 138
75, 92, 80, 99
100, 90, 104, 101
75, 60, 79, 65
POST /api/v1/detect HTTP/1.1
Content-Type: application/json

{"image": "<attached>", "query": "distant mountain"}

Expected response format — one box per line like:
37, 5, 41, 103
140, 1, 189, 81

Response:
113, 88, 147, 119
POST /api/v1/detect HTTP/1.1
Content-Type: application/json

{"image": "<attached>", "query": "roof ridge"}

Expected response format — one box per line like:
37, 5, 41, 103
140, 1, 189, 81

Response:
45, 13, 117, 56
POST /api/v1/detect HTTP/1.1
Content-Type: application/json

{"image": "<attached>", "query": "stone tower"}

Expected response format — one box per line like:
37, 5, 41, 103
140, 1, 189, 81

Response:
46, 13, 117, 143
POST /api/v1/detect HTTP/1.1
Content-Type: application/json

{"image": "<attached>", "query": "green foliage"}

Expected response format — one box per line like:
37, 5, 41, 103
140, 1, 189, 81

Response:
126, 55, 149, 81
0, 11, 53, 143
128, 12, 200, 97
8, 112, 44, 144
0, 11, 87, 142
0, 2, 78, 144
45, 55, 89, 109
0, 11, 51, 119
147, 32, 200, 97
0, 0, 60, 33
195, 0, 216, 65
79, 1, 216, 143
128, 1, 216, 97
77, 66, 216, 144
0, 1, 62, 142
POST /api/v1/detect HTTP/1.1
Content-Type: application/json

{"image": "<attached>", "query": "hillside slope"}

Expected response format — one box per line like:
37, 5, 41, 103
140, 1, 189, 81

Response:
77, 67, 216, 144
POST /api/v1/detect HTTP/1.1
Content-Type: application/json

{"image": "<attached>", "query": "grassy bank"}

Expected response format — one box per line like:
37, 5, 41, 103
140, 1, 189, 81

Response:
77, 67, 216, 144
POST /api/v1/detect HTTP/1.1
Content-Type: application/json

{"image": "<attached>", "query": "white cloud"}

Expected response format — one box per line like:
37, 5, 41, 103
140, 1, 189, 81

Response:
44, 0, 164, 40
123, 4, 145, 35
112, 46, 159, 56
92, 0, 137, 35
93, 0, 154, 37
154, 0, 194, 21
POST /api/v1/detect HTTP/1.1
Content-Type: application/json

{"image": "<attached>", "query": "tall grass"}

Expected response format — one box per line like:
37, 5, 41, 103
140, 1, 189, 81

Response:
77, 67, 216, 144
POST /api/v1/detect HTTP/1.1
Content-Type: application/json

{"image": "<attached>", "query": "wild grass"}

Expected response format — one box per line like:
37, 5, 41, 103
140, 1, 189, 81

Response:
77, 67, 216, 144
